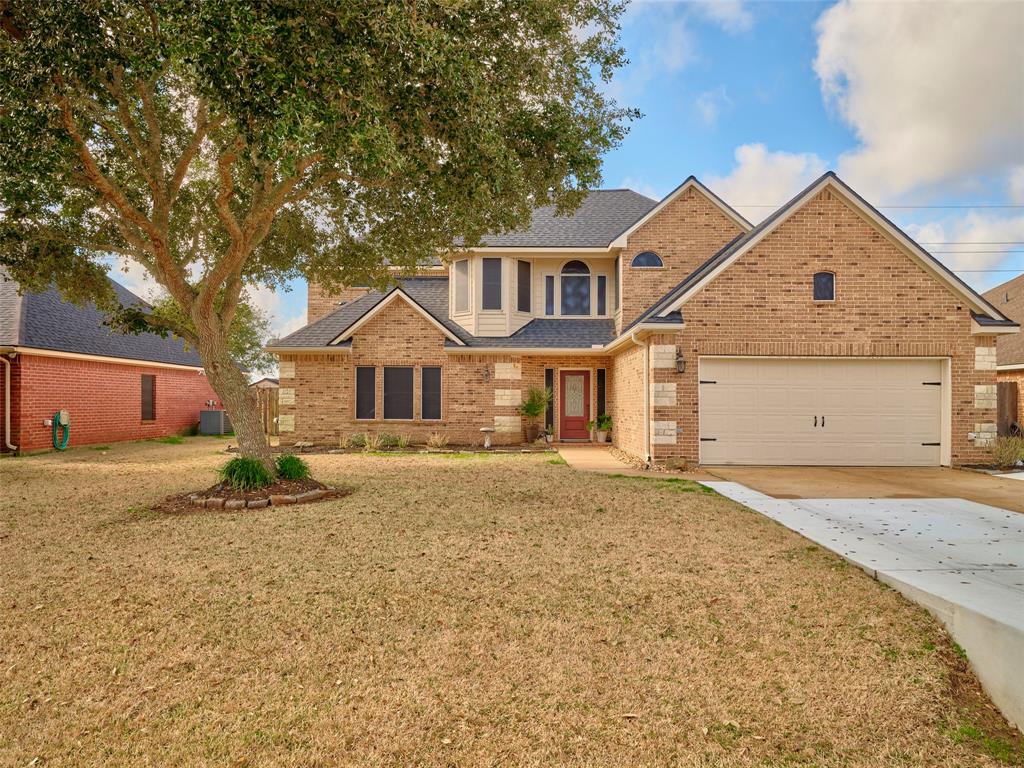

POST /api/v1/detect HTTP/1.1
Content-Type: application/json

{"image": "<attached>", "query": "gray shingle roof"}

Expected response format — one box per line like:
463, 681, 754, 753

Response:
0, 269, 205, 367
272, 277, 617, 349
472, 189, 658, 247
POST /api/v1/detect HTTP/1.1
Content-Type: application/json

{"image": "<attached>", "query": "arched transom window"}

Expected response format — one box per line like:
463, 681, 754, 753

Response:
561, 260, 591, 315
631, 251, 663, 268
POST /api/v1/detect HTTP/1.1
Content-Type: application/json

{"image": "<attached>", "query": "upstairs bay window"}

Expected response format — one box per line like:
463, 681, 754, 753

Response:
454, 259, 469, 313
560, 260, 590, 316
482, 258, 502, 310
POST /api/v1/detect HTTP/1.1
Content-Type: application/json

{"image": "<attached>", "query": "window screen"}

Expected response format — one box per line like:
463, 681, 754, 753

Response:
517, 260, 531, 313
813, 271, 835, 301
383, 366, 414, 420
421, 366, 442, 421
454, 259, 469, 313
482, 258, 502, 310
596, 369, 606, 417
356, 366, 376, 419
141, 374, 155, 421
597, 275, 607, 315
545, 275, 555, 315
544, 368, 554, 431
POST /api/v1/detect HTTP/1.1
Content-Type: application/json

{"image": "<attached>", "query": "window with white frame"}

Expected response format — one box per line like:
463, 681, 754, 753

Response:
454, 259, 469, 313
482, 258, 502, 310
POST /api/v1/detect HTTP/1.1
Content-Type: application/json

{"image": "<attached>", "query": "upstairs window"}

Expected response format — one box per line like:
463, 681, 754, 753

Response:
454, 259, 469, 313
631, 251, 663, 268
482, 258, 502, 310
813, 271, 835, 301
545, 275, 555, 315
613, 255, 620, 310
597, 275, 607, 315
560, 260, 590, 316
517, 260, 531, 313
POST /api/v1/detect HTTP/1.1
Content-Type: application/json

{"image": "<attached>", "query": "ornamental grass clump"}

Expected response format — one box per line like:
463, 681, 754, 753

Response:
276, 454, 311, 481
219, 457, 274, 490
990, 436, 1024, 469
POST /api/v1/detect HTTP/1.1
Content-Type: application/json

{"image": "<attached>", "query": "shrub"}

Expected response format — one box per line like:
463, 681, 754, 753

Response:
395, 434, 410, 449
220, 457, 274, 490
364, 433, 384, 451
990, 436, 1024, 469
379, 432, 399, 448
426, 431, 449, 449
346, 433, 367, 449
518, 386, 552, 422
276, 454, 311, 480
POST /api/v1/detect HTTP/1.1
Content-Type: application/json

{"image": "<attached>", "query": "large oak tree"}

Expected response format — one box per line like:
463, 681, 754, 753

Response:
0, 1, 633, 468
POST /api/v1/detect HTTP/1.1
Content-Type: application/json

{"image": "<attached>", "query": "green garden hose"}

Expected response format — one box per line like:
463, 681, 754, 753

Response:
52, 411, 69, 451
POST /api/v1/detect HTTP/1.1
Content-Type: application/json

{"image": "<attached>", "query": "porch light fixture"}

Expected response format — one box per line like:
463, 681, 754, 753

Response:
675, 354, 686, 374
482, 366, 491, 382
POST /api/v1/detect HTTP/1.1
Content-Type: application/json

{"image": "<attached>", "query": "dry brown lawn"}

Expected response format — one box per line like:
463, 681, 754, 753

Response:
0, 439, 1020, 767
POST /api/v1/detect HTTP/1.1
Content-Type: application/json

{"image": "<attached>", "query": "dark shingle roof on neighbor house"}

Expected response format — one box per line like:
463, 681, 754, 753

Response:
273, 277, 619, 349
0, 270, 205, 368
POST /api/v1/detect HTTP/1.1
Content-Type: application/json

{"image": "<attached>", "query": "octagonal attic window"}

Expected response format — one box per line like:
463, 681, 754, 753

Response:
631, 251, 663, 268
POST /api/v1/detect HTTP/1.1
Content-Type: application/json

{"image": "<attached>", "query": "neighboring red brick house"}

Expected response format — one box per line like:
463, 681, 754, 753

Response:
1, 272, 219, 453
983, 273, 1024, 429
269, 173, 1018, 467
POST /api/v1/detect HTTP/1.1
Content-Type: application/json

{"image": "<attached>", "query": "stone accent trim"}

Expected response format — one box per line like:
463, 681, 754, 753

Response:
651, 345, 677, 369
975, 346, 997, 371
494, 415, 521, 433
278, 414, 295, 432
651, 382, 676, 406
494, 389, 521, 406
974, 384, 996, 410
278, 387, 295, 406
494, 362, 522, 380
973, 422, 997, 447
651, 420, 676, 445
279, 361, 296, 379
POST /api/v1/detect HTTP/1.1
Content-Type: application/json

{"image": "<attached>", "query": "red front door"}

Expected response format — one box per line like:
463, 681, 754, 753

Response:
559, 370, 591, 440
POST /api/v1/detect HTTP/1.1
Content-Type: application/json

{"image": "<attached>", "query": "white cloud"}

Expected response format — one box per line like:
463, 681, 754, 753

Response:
705, 143, 828, 223
109, 258, 162, 301
814, 0, 1024, 201
694, 86, 732, 126
607, 4, 695, 99
248, 284, 306, 341
688, 0, 753, 33
1009, 166, 1024, 205
904, 212, 1024, 292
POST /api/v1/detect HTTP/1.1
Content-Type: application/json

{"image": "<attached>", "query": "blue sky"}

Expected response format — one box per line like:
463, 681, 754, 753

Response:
109, 0, 1024, 344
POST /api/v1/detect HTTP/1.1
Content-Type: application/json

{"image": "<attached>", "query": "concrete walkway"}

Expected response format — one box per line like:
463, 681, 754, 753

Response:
703, 480, 1024, 730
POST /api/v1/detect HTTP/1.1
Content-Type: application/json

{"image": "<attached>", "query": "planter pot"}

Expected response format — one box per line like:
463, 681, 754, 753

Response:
524, 425, 540, 443
596, 430, 608, 444
545, 434, 554, 444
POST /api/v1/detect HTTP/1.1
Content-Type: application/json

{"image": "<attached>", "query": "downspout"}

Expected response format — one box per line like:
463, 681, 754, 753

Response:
1, 352, 16, 452
630, 333, 651, 465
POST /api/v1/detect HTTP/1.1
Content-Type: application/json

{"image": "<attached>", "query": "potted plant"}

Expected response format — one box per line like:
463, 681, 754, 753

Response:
544, 428, 555, 444
595, 413, 612, 443
519, 386, 552, 443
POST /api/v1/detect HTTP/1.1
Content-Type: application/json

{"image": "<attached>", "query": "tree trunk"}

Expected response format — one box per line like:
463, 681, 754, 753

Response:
198, 337, 275, 473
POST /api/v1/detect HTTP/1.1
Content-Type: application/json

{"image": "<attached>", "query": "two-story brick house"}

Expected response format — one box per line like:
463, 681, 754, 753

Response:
268, 172, 1018, 467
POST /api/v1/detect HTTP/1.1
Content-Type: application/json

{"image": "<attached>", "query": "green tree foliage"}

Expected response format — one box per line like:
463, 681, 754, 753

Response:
0, 0, 634, 465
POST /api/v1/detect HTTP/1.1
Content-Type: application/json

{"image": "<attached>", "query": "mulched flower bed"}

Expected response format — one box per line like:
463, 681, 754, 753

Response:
153, 478, 350, 515
224, 442, 555, 456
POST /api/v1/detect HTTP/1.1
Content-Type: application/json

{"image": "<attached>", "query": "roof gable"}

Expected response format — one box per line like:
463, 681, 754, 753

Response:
611, 177, 752, 247
329, 289, 466, 346
654, 172, 1016, 323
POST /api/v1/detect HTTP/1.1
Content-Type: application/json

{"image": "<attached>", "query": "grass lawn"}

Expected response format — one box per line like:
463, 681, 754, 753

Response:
1, 439, 1020, 767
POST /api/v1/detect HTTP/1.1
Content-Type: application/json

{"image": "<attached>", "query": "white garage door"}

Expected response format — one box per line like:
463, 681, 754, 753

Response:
699, 358, 943, 466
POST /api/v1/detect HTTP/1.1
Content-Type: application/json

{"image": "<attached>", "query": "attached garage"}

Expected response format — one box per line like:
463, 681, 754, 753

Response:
698, 357, 947, 466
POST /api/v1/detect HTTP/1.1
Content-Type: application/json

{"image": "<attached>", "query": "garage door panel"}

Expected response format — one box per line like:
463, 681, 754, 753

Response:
699, 358, 943, 466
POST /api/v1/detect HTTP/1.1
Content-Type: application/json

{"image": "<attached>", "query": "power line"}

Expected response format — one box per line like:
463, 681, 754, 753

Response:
952, 269, 1024, 273
740, 203, 1024, 209
919, 241, 1024, 245
931, 250, 1024, 254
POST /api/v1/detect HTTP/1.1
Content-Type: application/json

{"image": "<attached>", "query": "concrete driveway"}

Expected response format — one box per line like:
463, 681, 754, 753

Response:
699, 467, 1024, 730
705, 465, 1024, 513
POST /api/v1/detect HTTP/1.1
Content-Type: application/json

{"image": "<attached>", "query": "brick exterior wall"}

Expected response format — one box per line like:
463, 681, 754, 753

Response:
608, 341, 645, 459
277, 298, 612, 446
1, 353, 219, 452
619, 186, 745, 331
633, 188, 998, 467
